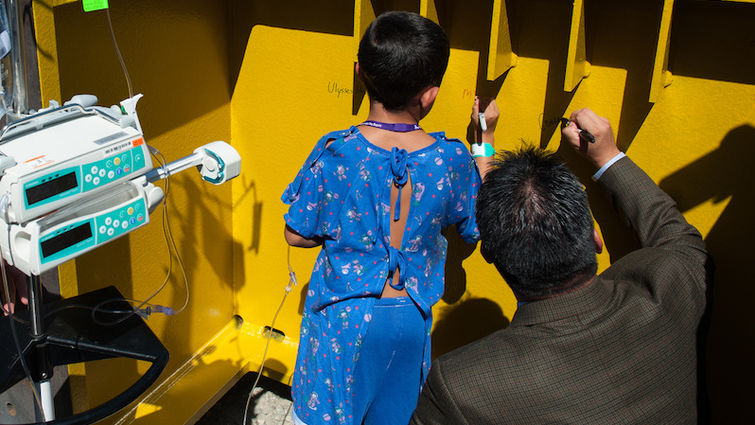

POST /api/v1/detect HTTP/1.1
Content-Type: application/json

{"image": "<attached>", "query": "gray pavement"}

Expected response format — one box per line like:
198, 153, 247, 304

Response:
197, 373, 294, 425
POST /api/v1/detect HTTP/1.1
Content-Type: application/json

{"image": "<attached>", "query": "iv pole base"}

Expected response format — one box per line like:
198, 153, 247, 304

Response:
0, 286, 169, 424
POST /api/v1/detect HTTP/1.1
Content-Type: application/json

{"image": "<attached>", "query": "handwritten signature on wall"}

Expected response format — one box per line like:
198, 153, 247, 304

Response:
328, 81, 353, 98
328, 82, 564, 131
330, 81, 479, 101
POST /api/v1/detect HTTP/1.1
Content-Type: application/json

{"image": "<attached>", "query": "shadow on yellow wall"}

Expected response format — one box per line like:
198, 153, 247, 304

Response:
660, 124, 755, 423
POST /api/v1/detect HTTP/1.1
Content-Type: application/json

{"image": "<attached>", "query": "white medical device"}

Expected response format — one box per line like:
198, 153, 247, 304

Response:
0, 94, 241, 276
4, 178, 155, 274
0, 96, 152, 224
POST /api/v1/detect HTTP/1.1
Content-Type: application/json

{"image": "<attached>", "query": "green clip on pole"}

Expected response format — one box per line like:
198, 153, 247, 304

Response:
82, 0, 109, 12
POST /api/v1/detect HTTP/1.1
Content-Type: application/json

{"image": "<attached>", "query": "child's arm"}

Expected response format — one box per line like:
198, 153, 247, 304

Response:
470, 97, 499, 178
284, 224, 322, 248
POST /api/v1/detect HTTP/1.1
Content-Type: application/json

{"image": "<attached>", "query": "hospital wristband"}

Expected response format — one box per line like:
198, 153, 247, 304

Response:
471, 142, 495, 158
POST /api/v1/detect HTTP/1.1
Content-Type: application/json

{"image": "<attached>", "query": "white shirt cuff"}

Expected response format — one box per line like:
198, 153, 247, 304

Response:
591, 152, 626, 181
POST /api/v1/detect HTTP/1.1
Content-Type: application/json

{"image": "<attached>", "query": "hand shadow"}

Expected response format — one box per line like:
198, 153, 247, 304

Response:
434, 227, 509, 358
441, 226, 478, 304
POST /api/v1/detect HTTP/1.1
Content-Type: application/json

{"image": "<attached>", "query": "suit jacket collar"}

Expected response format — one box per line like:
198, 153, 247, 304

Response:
510, 277, 614, 326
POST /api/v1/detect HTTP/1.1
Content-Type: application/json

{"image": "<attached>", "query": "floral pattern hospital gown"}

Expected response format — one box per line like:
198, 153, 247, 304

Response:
282, 126, 481, 424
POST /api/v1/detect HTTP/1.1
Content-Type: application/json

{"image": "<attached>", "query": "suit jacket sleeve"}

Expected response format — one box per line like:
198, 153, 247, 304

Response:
411, 360, 469, 425
597, 156, 709, 316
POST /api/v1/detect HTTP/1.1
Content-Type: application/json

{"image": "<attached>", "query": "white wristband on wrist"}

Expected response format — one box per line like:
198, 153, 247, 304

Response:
471, 142, 495, 158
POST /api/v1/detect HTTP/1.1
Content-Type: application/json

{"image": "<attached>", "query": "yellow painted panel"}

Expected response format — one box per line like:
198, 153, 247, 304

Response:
420, 0, 439, 23
649, 0, 675, 102
32, 0, 62, 105
564, 0, 590, 91
487, 0, 517, 81
108, 318, 298, 425
353, 0, 376, 61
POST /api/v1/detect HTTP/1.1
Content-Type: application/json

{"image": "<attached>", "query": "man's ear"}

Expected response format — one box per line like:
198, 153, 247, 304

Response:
355, 62, 362, 79
593, 227, 604, 254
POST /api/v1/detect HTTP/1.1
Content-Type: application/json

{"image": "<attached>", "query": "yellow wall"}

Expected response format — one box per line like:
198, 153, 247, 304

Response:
33, 0, 755, 423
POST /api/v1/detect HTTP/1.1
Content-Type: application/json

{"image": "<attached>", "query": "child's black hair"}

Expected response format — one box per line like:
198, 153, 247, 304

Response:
357, 11, 450, 111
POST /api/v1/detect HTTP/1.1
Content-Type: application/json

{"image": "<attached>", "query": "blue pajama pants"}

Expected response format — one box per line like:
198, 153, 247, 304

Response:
293, 296, 425, 425
352, 296, 425, 424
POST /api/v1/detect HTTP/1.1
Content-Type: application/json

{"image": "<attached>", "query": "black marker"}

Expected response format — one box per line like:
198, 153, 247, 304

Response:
561, 118, 595, 143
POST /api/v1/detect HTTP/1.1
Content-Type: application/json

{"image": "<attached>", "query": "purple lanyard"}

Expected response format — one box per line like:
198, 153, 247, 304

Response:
361, 120, 421, 132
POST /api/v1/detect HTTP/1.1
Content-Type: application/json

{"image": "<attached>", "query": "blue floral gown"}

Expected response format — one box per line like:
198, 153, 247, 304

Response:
282, 126, 481, 424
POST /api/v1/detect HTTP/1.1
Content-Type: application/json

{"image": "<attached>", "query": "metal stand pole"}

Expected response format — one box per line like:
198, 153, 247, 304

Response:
6, 0, 28, 119
27, 274, 54, 421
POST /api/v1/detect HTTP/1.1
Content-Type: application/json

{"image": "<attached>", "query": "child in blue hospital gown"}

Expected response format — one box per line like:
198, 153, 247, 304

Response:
282, 11, 498, 425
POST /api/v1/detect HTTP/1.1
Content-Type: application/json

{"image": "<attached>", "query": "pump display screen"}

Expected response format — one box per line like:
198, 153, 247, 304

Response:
25, 172, 78, 206
40, 223, 92, 258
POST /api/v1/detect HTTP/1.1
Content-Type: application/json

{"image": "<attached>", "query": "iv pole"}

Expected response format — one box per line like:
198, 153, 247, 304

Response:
27, 274, 53, 421
6, 0, 27, 120
5, 0, 56, 420
0, 1, 151, 421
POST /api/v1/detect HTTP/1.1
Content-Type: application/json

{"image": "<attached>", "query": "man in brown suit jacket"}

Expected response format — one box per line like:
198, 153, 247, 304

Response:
411, 109, 709, 424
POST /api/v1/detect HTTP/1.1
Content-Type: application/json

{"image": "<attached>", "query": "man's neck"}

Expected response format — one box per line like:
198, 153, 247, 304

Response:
516, 274, 597, 304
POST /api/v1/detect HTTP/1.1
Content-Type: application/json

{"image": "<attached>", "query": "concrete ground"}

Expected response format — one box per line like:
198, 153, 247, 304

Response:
197, 372, 294, 425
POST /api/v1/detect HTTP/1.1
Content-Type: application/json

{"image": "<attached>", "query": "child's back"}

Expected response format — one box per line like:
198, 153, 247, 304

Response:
283, 125, 480, 310
361, 125, 442, 298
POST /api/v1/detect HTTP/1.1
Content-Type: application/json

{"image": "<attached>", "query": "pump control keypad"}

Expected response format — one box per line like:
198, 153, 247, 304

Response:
82, 145, 147, 192
95, 198, 147, 243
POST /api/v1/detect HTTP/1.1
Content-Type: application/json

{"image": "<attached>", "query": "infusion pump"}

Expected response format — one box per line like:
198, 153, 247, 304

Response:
0, 94, 241, 275
0, 96, 152, 224
4, 178, 156, 275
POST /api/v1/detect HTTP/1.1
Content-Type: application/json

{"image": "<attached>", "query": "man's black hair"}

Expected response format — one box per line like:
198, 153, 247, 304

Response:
476, 146, 598, 299
358, 11, 449, 111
